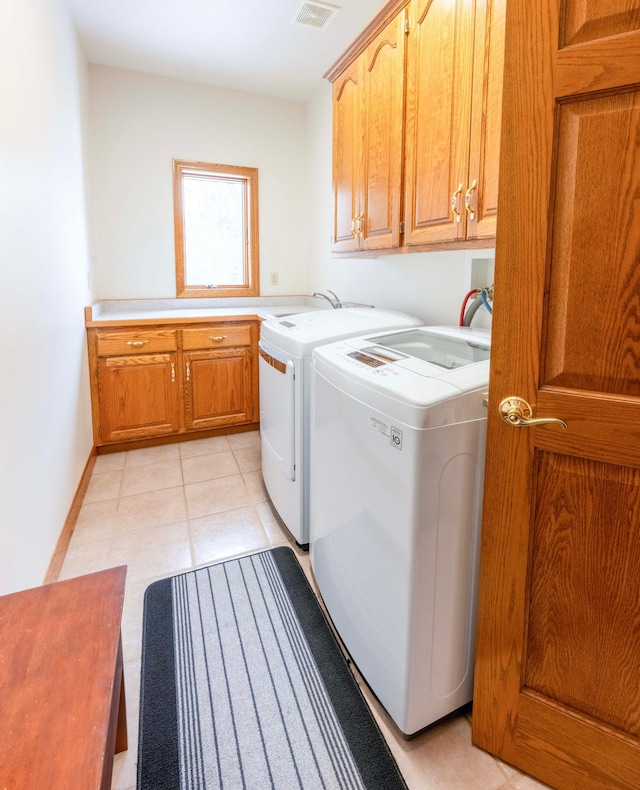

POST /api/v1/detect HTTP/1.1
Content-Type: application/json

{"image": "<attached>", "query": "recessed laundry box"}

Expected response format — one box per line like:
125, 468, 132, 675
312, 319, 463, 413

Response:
309, 325, 491, 735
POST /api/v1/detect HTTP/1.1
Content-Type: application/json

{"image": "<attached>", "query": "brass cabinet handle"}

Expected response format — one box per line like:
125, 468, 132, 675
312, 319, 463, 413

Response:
185, 361, 191, 382
499, 397, 567, 429
208, 335, 227, 342
350, 213, 365, 239
451, 184, 463, 222
127, 340, 149, 347
171, 362, 175, 383
465, 179, 478, 220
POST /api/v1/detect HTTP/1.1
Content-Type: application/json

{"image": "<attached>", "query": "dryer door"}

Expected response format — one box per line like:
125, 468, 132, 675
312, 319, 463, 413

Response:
258, 339, 295, 481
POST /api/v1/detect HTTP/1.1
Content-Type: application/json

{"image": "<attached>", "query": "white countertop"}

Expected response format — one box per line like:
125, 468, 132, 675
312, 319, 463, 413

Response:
85, 296, 350, 325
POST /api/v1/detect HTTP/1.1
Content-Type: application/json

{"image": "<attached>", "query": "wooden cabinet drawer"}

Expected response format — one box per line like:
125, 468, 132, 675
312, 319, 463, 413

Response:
182, 325, 251, 351
96, 330, 177, 357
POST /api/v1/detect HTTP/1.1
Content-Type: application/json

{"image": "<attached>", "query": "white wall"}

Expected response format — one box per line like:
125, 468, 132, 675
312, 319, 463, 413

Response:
88, 64, 494, 323
0, 0, 94, 594
88, 66, 308, 299
305, 85, 494, 327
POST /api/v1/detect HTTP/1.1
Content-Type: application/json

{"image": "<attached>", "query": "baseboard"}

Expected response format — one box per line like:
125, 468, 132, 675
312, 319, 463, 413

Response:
44, 448, 97, 584
95, 421, 260, 455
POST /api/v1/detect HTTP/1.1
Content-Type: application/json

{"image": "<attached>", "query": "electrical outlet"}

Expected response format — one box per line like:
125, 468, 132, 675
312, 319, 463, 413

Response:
270, 272, 279, 286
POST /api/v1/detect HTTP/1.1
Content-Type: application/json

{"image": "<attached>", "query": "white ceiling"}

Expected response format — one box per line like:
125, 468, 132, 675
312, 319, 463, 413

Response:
63, 0, 386, 102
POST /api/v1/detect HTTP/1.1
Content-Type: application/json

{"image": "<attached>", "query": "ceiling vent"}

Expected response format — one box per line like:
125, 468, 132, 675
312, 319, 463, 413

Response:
293, 1, 340, 30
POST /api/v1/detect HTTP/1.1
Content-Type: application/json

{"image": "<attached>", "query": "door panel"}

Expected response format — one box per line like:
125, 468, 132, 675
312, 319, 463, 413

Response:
332, 63, 362, 252
544, 92, 640, 397
98, 353, 179, 442
472, 1, 640, 787
360, 11, 406, 251
562, 1, 640, 46
184, 348, 252, 430
466, 0, 505, 240
404, 0, 475, 245
526, 452, 640, 737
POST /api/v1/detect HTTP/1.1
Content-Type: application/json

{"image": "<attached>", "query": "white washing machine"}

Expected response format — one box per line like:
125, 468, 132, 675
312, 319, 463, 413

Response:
259, 308, 420, 546
309, 325, 490, 735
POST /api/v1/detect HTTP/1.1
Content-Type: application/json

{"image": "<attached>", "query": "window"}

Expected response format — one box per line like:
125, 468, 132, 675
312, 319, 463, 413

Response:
173, 160, 259, 298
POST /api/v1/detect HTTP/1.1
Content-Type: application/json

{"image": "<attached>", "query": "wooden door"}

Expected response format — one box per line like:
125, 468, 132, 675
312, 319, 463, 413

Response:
465, 0, 505, 241
404, 0, 475, 246
331, 59, 362, 253
184, 348, 253, 431
97, 353, 180, 443
472, 3, 640, 789
359, 8, 406, 252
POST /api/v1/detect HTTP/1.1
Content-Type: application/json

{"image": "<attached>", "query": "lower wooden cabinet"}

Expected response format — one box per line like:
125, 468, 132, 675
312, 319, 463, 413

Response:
87, 321, 259, 447
97, 352, 181, 443
184, 347, 253, 431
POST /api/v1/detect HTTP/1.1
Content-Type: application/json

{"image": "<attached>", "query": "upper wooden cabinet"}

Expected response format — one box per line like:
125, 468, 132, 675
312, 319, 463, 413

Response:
362, 10, 406, 251
332, 8, 407, 253
467, 0, 504, 242
327, 0, 505, 254
404, 0, 505, 246
332, 58, 362, 253
404, 0, 475, 245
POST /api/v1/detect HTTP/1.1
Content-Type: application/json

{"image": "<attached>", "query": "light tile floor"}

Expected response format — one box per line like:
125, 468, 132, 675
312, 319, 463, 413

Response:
59, 429, 552, 790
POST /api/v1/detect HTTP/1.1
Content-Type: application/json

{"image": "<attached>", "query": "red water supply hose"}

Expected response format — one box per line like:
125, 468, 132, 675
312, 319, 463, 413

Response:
459, 289, 479, 326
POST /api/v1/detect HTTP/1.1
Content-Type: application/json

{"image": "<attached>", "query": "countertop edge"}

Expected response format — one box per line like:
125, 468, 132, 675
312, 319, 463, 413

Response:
84, 297, 372, 327
85, 312, 269, 328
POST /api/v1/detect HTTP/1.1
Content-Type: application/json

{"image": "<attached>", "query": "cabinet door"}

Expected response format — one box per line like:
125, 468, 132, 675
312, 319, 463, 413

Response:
360, 10, 407, 252
466, 0, 505, 240
184, 348, 253, 431
332, 59, 363, 253
97, 353, 180, 443
404, 0, 475, 246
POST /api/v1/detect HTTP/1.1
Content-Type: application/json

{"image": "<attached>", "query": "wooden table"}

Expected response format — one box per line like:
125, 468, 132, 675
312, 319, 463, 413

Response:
0, 566, 128, 789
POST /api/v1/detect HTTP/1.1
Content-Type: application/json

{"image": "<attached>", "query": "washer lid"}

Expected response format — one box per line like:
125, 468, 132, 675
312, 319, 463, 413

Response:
312, 325, 491, 428
365, 325, 490, 370
260, 308, 421, 357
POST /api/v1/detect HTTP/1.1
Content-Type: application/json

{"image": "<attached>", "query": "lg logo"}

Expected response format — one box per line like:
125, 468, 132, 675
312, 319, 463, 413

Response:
390, 426, 403, 450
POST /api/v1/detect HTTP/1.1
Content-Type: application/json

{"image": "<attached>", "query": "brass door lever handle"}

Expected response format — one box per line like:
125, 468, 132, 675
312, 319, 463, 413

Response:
499, 397, 567, 429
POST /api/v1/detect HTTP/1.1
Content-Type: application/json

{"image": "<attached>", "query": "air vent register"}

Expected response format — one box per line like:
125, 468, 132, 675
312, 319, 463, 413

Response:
293, 1, 340, 30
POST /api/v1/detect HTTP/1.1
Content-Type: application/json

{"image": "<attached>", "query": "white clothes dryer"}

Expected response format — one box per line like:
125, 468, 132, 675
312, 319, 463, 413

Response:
309, 325, 491, 735
259, 308, 420, 546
